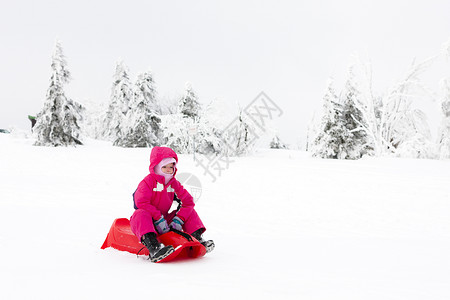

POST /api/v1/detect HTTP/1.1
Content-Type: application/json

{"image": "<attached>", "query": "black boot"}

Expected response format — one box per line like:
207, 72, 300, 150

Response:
141, 232, 174, 262
191, 229, 215, 253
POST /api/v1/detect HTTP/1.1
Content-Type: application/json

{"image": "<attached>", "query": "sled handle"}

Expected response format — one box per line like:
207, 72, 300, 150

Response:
170, 229, 194, 242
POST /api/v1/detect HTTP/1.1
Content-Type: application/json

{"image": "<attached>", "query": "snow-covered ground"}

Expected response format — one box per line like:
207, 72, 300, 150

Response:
1, 133, 449, 300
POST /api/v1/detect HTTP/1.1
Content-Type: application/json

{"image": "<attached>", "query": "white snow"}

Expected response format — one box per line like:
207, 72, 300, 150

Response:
0, 134, 449, 299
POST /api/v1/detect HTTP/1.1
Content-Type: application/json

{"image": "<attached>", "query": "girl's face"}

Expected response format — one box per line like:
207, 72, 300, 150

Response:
161, 163, 175, 174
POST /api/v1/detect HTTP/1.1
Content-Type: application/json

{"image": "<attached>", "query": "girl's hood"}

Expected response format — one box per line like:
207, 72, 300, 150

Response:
149, 146, 179, 175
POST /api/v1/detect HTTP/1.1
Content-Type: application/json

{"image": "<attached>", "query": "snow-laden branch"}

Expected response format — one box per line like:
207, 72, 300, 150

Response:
351, 51, 440, 157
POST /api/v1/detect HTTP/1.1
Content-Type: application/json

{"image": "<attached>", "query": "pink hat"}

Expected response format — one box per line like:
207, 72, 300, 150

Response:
154, 157, 177, 184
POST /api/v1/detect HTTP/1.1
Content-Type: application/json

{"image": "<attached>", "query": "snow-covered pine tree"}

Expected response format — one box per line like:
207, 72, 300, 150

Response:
103, 61, 133, 141
34, 40, 83, 146
339, 67, 372, 159
179, 82, 201, 120
114, 70, 161, 147
161, 82, 203, 153
438, 79, 450, 159
160, 113, 191, 153
270, 135, 287, 149
312, 80, 346, 159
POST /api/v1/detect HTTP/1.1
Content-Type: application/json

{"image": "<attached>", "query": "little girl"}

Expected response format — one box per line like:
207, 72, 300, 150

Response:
130, 146, 214, 262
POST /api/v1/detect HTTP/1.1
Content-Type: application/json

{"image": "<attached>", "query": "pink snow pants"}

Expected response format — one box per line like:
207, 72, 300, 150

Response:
130, 209, 205, 241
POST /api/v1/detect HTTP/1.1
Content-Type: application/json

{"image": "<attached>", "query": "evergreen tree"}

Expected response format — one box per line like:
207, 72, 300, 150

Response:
103, 61, 133, 141
312, 80, 346, 158
179, 82, 201, 120
339, 68, 372, 159
160, 113, 191, 153
270, 135, 287, 149
34, 40, 83, 146
160, 82, 208, 154
438, 79, 450, 159
114, 70, 161, 147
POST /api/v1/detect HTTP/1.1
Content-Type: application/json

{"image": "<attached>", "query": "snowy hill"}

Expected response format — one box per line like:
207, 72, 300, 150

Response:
0, 134, 449, 300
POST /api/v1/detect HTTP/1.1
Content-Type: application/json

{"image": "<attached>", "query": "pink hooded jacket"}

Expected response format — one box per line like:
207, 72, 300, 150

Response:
133, 146, 195, 222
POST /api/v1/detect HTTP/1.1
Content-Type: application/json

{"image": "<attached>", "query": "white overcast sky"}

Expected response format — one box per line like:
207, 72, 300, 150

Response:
1, 0, 450, 146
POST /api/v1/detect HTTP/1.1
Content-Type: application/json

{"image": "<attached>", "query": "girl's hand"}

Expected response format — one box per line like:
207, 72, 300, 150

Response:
169, 216, 184, 231
154, 216, 170, 235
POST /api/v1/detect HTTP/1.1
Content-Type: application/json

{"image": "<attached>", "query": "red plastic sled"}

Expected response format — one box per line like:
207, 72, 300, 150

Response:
101, 218, 206, 263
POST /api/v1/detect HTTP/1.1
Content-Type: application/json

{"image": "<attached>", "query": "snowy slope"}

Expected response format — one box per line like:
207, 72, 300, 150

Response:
0, 134, 449, 300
